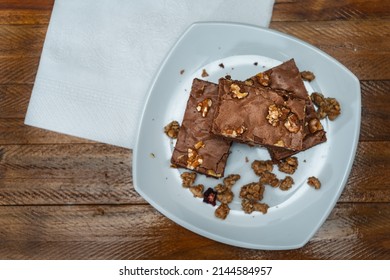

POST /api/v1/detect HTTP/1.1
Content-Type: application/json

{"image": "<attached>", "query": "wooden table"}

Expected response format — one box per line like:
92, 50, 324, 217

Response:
0, 0, 389, 259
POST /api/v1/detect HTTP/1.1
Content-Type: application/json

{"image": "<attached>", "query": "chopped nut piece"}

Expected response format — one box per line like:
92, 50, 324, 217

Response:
266, 104, 282, 126
274, 140, 285, 147
259, 171, 280, 187
217, 189, 234, 204
180, 172, 197, 188
223, 174, 241, 189
186, 148, 203, 170
284, 113, 300, 133
244, 79, 254, 86
308, 118, 324, 134
196, 98, 212, 118
164, 120, 180, 139
278, 156, 299, 174
206, 170, 222, 178
255, 72, 271, 86
230, 84, 249, 99
308, 176, 321, 189
279, 176, 294, 191
201, 69, 209, 77
189, 184, 204, 198
221, 125, 247, 138
214, 183, 227, 194
203, 187, 217, 206
241, 199, 269, 214
251, 160, 273, 176
215, 203, 230, 220
326, 97, 341, 120
240, 182, 265, 201
219, 63, 225, 69
300, 71, 316, 82
194, 141, 205, 150
311, 92, 341, 121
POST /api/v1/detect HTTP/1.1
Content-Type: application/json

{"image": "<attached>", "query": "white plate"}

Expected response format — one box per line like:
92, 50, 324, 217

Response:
133, 22, 361, 249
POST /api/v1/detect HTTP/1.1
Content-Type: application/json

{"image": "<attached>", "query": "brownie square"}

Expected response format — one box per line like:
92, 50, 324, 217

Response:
247, 59, 327, 161
171, 78, 232, 178
212, 78, 307, 151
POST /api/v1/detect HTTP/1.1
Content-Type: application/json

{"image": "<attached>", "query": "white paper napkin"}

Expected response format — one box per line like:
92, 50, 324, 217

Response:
25, 0, 275, 149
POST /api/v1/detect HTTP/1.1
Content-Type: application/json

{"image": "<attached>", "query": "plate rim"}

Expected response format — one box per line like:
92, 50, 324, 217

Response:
133, 21, 361, 250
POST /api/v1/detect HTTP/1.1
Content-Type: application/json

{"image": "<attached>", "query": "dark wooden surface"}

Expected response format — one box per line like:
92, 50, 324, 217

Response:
0, 0, 389, 259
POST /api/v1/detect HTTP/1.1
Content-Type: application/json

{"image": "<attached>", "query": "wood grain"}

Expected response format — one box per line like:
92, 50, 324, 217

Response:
0, 203, 389, 259
273, 0, 390, 21
0, 142, 389, 205
0, 0, 389, 260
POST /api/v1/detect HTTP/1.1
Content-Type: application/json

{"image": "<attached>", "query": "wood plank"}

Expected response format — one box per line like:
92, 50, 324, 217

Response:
0, 57, 39, 84
0, 85, 31, 118
0, 144, 132, 180
0, 142, 389, 205
0, 119, 94, 144
0, 25, 47, 56
0, 0, 388, 24
0, 0, 53, 25
0, 203, 388, 259
273, 0, 390, 21
270, 20, 390, 80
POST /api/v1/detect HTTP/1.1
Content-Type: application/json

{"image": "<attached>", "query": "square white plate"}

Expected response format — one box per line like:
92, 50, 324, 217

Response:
133, 22, 361, 249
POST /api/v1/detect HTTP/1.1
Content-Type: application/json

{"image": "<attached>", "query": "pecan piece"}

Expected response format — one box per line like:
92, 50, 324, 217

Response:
196, 98, 212, 118
284, 113, 300, 133
230, 84, 249, 99
308, 176, 321, 189
239, 182, 265, 201
241, 199, 269, 214
223, 174, 241, 190
186, 148, 203, 170
300, 71, 316, 82
259, 171, 280, 187
189, 184, 204, 198
279, 176, 294, 191
215, 203, 230, 220
180, 172, 197, 188
278, 156, 298, 174
221, 125, 247, 138
255, 72, 271, 87
251, 160, 273, 176
308, 118, 324, 134
164, 120, 180, 139
266, 104, 282, 126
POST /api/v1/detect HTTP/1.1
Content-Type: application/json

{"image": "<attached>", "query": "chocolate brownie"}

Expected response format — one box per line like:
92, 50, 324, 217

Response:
212, 78, 306, 151
171, 78, 232, 178
246, 59, 327, 161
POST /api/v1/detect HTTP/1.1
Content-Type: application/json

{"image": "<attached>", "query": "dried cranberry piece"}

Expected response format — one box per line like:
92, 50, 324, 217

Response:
203, 187, 217, 206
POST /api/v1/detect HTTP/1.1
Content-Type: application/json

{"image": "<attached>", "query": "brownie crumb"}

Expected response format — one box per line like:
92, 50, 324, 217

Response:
180, 69, 185, 75
254, 62, 258, 66
225, 75, 232, 80
245, 156, 249, 163
278, 157, 298, 174
180, 172, 197, 188
215, 203, 230, 219
300, 71, 315, 81
219, 63, 225, 69
164, 120, 180, 139
308, 176, 321, 189
201, 69, 209, 77
280, 176, 294, 191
